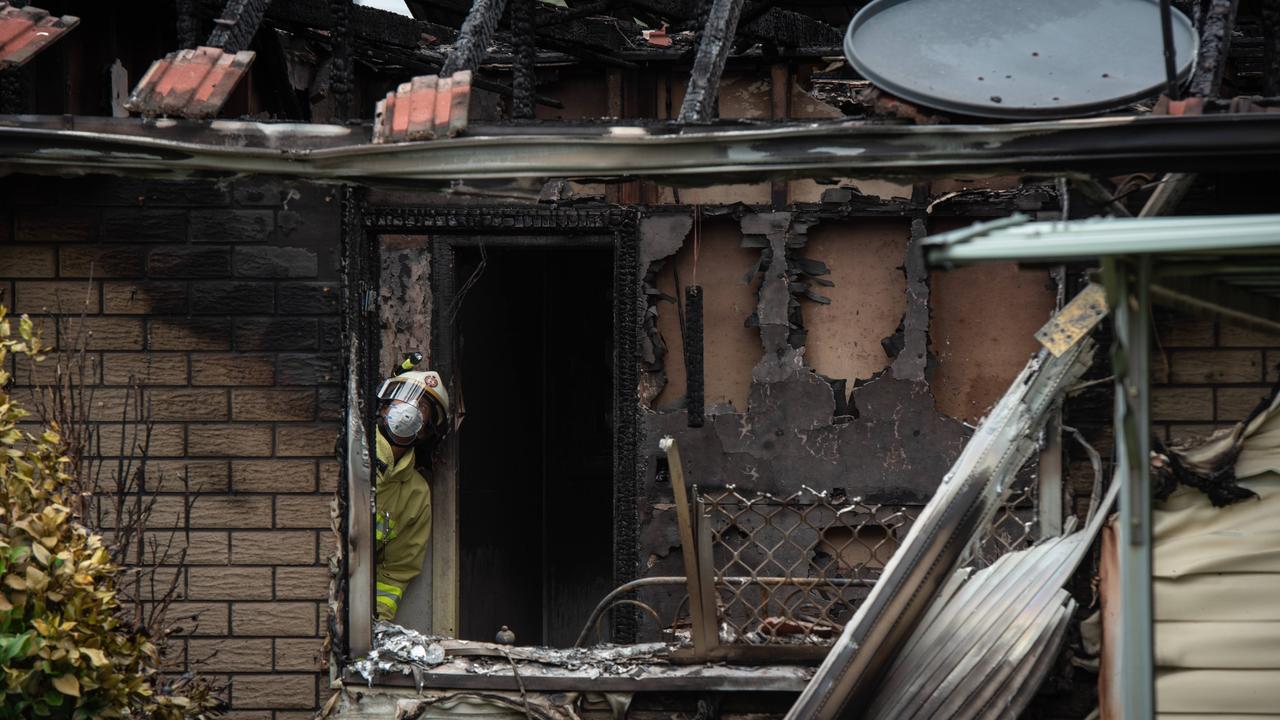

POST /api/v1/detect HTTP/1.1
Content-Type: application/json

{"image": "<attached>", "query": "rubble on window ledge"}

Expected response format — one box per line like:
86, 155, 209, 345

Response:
355, 621, 677, 688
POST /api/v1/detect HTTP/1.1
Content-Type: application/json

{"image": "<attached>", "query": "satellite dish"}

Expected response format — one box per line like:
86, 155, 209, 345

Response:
844, 0, 1199, 119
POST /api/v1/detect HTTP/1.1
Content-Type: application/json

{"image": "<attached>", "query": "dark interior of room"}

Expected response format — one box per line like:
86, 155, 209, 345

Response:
455, 244, 616, 647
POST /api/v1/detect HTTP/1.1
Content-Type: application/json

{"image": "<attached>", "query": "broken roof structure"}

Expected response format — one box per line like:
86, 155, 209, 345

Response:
2, 1, 1280, 719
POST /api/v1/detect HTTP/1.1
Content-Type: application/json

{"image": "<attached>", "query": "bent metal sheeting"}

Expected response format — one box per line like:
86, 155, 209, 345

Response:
3, 113, 1280, 184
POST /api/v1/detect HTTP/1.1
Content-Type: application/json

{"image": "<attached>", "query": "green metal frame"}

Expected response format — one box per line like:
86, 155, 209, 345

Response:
923, 211, 1280, 719
1103, 256, 1155, 720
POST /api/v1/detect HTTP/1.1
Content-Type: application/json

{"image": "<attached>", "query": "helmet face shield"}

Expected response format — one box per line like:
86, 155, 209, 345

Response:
377, 372, 448, 437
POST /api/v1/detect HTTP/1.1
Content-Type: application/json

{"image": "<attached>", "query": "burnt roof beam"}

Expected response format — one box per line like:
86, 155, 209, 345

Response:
440, 0, 508, 76
1264, 0, 1280, 95
267, 1, 459, 50
1188, 0, 1240, 97
533, 0, 616, 28
627, 0, 839, 48
208, 0, 274, 54
678, 0, 746, 123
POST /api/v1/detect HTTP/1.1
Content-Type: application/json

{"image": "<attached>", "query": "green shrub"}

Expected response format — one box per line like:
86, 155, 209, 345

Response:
0, 307, 200, 719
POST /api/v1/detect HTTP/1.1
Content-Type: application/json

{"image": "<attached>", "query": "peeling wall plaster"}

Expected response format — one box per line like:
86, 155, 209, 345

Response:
930, 263, 1056, 425
634, 211, 977, 637
801, 220, 909, 389
652, 218, 760, 411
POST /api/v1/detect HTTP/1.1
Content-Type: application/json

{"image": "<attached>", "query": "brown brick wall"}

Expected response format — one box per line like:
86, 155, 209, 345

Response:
1152, 313, 1280, 444
1, 176, 342, 719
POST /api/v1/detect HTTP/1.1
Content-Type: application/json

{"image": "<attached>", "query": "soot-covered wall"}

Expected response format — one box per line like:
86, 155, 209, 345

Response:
633, 209, 1054, 637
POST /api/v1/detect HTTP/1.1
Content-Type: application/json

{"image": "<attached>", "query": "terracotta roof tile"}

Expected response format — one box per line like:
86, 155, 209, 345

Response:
372, 71, 471, 143
0, 2, 78, 69
125, 46, 255, 119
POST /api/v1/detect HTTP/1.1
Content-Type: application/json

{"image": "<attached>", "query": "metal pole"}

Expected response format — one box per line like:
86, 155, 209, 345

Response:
1105, 255, 1155, 719
1159, 0, 1183, 100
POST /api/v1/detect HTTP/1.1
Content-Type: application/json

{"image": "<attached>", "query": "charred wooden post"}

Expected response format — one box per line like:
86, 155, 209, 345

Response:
208, 0, 274, 54
1263, 0, 1280, 95
677, 0, 746, 123
533, 0, 615, 27
329, 0, 354, 119
176, 0, 202, 49
510, 0, 536, 119
684, 285, 704, 428
1188, 0, 1240, 97
440, 0, 509, 77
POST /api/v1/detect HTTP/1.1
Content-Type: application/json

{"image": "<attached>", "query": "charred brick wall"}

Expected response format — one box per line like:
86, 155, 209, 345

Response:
0, 175, 342, 719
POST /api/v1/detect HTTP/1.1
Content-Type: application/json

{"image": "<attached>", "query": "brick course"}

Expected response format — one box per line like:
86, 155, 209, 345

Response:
1, 176, 341, 719
1153, 312, 1280, 442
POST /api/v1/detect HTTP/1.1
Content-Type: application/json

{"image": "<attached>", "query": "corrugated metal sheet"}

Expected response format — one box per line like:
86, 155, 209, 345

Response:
372, 71, 471, 144
786, 309, 1097, 718
865, 481, 1118, 720
1101, 390, 1280, 718
0, 3, 78, 69
125, 46, 255, 119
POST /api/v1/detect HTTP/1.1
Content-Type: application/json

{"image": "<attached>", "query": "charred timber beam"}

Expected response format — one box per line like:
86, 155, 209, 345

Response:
510, 0, 535, 119
177, 0, 202, 49
440, 0, 509, 76
267, 1, 458, 49
1188, 0, 1240, 97
328, 0, 353, 120
1264, 0, 1280, 96
356, 42, 564, 108
208, 0, 274, 54
533, 0, 615, 27
684, 286, 705, 427
534, 35, 639, 69
678, 0, 746, 122
627, 0, 839, 47
416, 0, 636, 54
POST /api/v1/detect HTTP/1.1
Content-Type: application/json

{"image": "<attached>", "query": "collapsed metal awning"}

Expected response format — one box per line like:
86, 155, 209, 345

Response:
924, 212, 1280, 335
924, 211, 1280, 720
2, 112, 1280, 185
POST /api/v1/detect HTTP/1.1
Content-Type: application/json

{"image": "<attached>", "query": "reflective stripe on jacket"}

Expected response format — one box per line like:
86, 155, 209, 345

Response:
374, 430, 432, 621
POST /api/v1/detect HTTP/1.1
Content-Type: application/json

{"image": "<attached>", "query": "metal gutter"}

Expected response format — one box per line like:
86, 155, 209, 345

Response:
2, 113, 1280, 184
925, 213, 1280, 266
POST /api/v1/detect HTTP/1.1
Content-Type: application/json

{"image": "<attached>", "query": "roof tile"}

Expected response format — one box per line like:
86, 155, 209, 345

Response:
125, 46, 255, 119
0, 2, 78, 69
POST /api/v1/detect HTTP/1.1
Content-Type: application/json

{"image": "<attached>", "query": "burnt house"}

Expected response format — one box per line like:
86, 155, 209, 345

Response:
2, 1, 1280, 718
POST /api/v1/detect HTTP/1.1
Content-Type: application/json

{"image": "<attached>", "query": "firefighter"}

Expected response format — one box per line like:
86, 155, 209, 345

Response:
373, 359, 449, 621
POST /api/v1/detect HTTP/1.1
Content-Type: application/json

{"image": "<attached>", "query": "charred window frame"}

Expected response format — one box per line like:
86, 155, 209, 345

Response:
338, 201, 643, 661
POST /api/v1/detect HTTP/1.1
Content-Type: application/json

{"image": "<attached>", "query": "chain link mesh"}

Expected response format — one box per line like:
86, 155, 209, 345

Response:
690, 479, 1044, 648
698, 487, 918, 645
968, 471, 1041, 569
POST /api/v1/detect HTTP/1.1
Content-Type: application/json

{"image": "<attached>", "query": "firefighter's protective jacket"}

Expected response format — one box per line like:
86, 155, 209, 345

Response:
374, 429, 432, 620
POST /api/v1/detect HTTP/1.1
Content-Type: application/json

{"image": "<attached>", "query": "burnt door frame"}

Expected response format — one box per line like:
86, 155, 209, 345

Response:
360, 205, 643, 643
